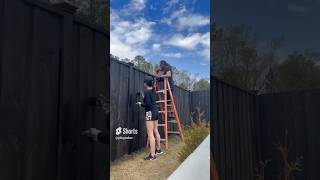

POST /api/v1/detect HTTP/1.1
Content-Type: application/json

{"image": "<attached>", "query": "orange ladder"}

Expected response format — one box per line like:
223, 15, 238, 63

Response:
155, 78, 184, 149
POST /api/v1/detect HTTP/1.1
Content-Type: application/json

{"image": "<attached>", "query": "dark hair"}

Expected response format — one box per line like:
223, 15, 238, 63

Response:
144, 76, 153, 87
160, 60, 170, 69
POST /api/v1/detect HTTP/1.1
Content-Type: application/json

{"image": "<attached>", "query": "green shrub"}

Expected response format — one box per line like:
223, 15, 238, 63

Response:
178, 109, 209, 162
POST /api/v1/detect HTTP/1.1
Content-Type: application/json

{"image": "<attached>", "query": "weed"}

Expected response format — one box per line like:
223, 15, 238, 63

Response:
178, 108, 209, 162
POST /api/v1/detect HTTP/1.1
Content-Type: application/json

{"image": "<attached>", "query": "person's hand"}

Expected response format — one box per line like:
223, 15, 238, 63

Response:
136, 102, 142, 106
82, 128, 102, 142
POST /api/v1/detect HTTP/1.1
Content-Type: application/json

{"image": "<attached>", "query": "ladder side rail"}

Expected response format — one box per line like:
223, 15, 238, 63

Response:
164, 78, 169, 149
166, 79, 184, 141
156, 81, 167, 146
156, 81, 165, 124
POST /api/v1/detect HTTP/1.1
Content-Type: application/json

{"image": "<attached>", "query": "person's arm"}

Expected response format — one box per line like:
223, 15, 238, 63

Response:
137, 92, 152, 108
142, 93, 152, 108
82, 128, 108, 144
155, 68, 161, 75
159, 70, 171, 78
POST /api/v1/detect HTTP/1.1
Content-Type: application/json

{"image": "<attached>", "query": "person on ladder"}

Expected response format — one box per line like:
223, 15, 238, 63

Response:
156, 60, 174, 93
156, 60, 174, 118
136, 76, 163, 160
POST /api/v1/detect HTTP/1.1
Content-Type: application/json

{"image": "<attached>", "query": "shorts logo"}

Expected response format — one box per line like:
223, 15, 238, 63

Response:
116, 127, 122, 135
115, 126, 138, 140
146, 111, 152, 120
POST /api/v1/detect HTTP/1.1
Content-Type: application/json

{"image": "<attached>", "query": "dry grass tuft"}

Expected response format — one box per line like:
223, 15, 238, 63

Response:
178, 108, 209, 162
276, 129, 302, 180
255, 159, 271, 180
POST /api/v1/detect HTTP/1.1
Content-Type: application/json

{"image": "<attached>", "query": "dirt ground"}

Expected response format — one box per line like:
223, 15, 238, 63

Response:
110, 136, 183, 180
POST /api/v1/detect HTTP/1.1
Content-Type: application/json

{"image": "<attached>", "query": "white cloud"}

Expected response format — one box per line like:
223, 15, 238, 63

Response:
177, 14, 210, 31
161, 6, 186, 25
161, 6, 209, 31
166, 32, 209, 50
121, 0, 147, 15
199, 32, 210, 61
110, 0, 210, 63
110, 9, 154, 59
110, 36, 144, 59
163, 0, 180, 13
163, 52, 182, 58
199, 46, 210, 61
166, 33, 201, 49
152, 43, 161, 51
166, 32, 209, 61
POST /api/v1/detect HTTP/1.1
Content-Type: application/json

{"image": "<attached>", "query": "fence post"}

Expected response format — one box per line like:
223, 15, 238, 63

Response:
56, 6, 75, 179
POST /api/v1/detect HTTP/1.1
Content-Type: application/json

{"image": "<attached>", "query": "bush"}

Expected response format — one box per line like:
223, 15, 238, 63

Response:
178, 109, 209, 162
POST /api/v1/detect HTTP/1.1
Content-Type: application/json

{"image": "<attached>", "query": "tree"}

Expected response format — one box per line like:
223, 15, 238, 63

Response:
132, 55, 155, 74
73, 0, 108, 27
193, 78, 210, 91
48, 0, 108, 29
212, 25, 288, 92
266, 51, 320, 92
212, 25, 265, 90
173, 68, 196, 90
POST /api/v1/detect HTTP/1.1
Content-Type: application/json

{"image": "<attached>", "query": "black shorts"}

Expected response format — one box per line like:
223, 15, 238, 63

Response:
145, 110, 159, 121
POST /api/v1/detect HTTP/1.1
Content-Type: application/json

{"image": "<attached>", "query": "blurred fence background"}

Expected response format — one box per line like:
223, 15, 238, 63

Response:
212, 77, 320, 180
0, 0, 108, 180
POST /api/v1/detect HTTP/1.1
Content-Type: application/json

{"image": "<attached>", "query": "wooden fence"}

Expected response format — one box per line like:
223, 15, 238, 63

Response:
259, 90, 320, 180
212, 77, 320, 180
110, 58, 210, 160
0, 0, 109, 180
211, 77, 260, 180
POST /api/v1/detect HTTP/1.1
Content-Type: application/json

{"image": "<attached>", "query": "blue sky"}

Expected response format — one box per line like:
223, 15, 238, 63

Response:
110, 0, 210, 78
214, 0, 320, 58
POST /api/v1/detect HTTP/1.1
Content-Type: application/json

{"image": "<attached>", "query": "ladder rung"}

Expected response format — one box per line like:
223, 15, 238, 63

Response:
156, 90, 167, 93
158, 123, 166, 127
156, 100, 171, 103
158, 111, 173, 113
168, 120, 177, 123
160, 139, 166, 142
168, 131, 180, 134
157, 104, 172, 106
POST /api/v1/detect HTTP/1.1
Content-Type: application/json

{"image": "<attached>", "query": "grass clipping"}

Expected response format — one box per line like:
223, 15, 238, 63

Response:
178, 108, 209, 162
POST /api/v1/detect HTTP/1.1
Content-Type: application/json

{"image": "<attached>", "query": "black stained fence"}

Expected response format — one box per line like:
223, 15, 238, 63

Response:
212, 77, 320, 180
259, 90, 320, 180
211, 77, 260, 180
0, 0, 109, 180
110, 58, 210, 160
191, 90, 210, 123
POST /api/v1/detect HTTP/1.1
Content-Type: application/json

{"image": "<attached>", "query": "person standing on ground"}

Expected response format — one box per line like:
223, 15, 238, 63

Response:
136, 77, 163, 160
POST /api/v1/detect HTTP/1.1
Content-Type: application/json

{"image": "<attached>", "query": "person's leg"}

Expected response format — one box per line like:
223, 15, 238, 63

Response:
154, 120, 161, 150
146, 121, 156, 157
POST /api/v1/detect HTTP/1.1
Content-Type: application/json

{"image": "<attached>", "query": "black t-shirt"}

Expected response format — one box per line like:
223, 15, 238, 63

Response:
142, 89, 158, 112
161, 66, 174, 89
